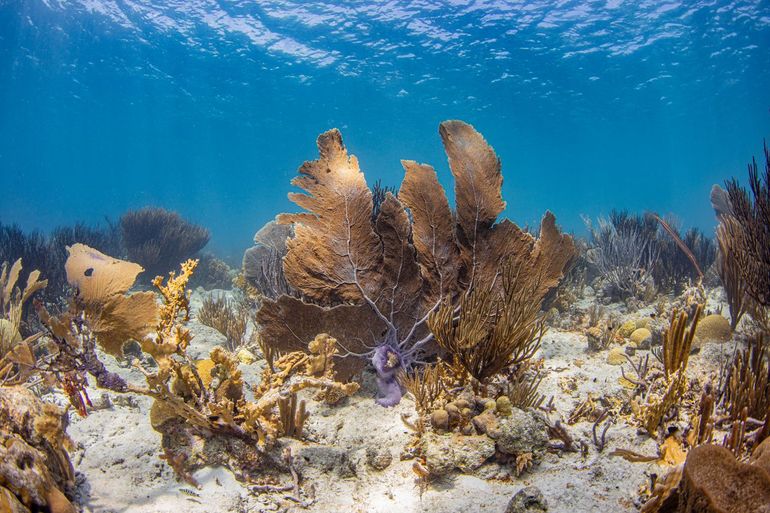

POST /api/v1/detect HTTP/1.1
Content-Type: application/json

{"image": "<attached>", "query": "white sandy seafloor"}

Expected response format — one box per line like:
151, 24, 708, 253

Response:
58, 287, 737, 513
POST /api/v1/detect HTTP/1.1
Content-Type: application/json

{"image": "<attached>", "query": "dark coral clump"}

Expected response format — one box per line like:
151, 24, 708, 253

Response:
586, 210, 715, 300
586, 211, 659, 301
120, 207, 209, 281
721, 141, 770, 308
189, 252, 234, 290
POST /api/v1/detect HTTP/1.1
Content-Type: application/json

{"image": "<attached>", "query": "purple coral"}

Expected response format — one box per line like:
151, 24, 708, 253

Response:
372, 345, 403, 407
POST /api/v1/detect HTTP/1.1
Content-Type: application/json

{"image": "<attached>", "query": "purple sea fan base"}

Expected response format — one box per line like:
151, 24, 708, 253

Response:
372, 344, 403, 407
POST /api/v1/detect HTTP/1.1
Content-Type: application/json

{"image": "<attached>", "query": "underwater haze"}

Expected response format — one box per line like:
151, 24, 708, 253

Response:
1, 0, 769, 261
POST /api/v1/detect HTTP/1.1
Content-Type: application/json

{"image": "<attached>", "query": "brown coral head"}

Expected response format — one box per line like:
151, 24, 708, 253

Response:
680, 444, 770, 512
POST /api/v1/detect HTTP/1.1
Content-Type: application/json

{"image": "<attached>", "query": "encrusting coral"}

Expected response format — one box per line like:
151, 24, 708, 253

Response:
256, 120, 576, 405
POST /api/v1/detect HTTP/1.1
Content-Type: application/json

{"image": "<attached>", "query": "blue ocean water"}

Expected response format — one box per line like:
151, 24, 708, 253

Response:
0, 1, 768, 263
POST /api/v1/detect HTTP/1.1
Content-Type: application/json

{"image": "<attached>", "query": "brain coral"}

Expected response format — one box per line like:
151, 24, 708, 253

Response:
694, 314, 731, 343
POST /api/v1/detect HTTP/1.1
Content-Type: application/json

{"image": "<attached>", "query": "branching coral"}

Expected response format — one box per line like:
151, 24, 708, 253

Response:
712, 141, 770, 312
586, 214, 658, 301
399, 363, 447, 414
651, 215, 715, 293
0, 259, 46, 385
718, 334, 770, 453
633, 306, 702, 436
506, 362, 546, 410
661, 306, 702, 380
197, 294, 249, 352
429, 261, 545, 385
586, 211, 715, 299
714, 214, 749, 330
725, 142, 770, 307
256, 121, 576, 405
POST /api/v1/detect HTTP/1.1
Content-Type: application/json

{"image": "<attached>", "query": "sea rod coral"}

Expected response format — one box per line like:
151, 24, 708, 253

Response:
256, 120, 577, 405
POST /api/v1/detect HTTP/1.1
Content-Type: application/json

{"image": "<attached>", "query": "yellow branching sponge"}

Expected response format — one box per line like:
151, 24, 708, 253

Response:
136, 268, 358, 483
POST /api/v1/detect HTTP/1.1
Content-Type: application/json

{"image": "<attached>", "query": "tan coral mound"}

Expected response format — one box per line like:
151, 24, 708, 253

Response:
678, 444, 770, 512
630, 327, 652, 346
694, 314, 731, 343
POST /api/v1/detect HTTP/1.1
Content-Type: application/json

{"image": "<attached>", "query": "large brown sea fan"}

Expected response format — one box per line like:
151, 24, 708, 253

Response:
257, 120, 576, 391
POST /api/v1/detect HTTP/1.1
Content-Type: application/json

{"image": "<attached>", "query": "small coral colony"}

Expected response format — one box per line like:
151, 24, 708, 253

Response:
1, 120, 770, 512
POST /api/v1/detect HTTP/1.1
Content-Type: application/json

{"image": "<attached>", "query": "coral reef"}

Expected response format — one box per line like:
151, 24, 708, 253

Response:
40, 245, 357, 484
4, 126, 768, 513
256, 121, 576, 403
120, 207, 209, 281
585, 212, 659, 301
585, 211, 715, 301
